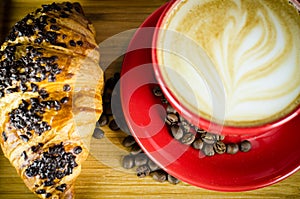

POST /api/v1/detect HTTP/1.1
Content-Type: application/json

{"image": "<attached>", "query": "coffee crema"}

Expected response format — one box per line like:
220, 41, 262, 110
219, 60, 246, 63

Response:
156, 0, 300, 127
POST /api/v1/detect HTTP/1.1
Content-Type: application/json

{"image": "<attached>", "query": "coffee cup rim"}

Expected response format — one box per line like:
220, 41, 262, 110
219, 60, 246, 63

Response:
151, 0, 300, 138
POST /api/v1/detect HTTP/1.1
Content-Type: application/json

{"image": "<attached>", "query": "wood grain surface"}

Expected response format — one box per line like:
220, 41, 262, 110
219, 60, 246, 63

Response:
0, 0, 299, 198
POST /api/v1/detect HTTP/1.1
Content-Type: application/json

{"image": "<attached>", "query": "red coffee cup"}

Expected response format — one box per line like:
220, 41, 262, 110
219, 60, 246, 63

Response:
152, 0, 300, 142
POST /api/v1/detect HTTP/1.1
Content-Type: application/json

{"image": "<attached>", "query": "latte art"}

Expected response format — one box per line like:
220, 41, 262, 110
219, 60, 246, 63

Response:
156, 0, 300, 127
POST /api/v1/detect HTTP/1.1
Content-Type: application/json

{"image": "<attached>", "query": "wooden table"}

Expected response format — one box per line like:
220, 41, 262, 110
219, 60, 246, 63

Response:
0, 0, 299, 198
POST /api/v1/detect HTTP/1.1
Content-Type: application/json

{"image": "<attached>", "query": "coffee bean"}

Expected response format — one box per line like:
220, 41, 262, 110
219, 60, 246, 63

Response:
226, 143, 239, 154
178, 115, 187, 123
109, 119, 120, 131
196, 128, 207, 134
98, 114, 109, 127
63, 84, 71, 92
60, 12, 69, 18
53, 101, 61, 111
239, 140, 252, 152
76, 41, 83, 46
166, 113, 179, 125
202, 144, 215, 156
44, 180, 54, 187
56, 42, 67, 48
167, 174, 180, 184
31, 83, 39, 92
21, 151, 28, 160
166, 104, 177, 114
92, 128, 104, 139
136, 165, 151, 178
20, 82, 28, 92
55, 184, 66, 192
153, 86, 163, 97
50, 18, 56, 23
161, 96, 168, 104
0, 90, 5, 98
213, 141, 226, 154
50, 25, 60, 31
152, 170, 167, 182
147, 159, 160, 172
122, 155, 135, 169
192, 138, 204, 150
2, 131, 8, 142
69, 40, 76, 46
20, 134, 29, 142
56, 170, 66, 179
122, 135, 136, 147
170, 125, 184, 140
134, 153, 148, 167
202, 133, 217, 144
216, 134, 225, 141
73, 146, 82, 154
130, 143, 142, 155
31, 145, 39, 153
60, 97, 69, 104
62, 2, 71, 9
180, 132, 196, 145
36, 189, 46, 194
180, 122, 190, 133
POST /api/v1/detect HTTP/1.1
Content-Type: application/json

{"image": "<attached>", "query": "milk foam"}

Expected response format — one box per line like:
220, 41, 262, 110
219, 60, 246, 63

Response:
156, 0, 300, 126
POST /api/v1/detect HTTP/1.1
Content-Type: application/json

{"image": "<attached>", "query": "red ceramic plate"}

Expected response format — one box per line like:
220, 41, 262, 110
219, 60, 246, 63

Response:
120, 3, 300, 192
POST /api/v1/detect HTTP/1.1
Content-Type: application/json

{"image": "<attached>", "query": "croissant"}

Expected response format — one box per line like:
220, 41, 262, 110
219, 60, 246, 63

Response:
0, 2, 103, 199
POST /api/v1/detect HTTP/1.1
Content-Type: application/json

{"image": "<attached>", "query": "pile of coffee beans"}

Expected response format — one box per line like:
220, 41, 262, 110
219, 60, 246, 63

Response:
96, 73, 180, 184
92, 73, 122, 140
121, 135, 180, 184
97, 72, 252, 185
153, 86, 252, 156
99, 72, 253, 183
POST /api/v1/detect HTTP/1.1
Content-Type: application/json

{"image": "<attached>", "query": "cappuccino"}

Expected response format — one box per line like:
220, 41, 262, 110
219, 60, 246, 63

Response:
155, 0, 300, 127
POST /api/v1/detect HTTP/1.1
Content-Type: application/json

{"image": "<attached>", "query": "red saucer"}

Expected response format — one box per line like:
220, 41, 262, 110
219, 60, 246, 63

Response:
120, 3, 300, 192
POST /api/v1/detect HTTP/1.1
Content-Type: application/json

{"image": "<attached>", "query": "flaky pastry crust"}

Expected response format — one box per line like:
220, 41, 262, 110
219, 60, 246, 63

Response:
0, 2, 103, 198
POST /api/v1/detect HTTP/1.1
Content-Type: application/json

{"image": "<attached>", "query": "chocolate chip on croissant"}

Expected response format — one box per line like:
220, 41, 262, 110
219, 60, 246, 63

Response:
0, 2, 103, 199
